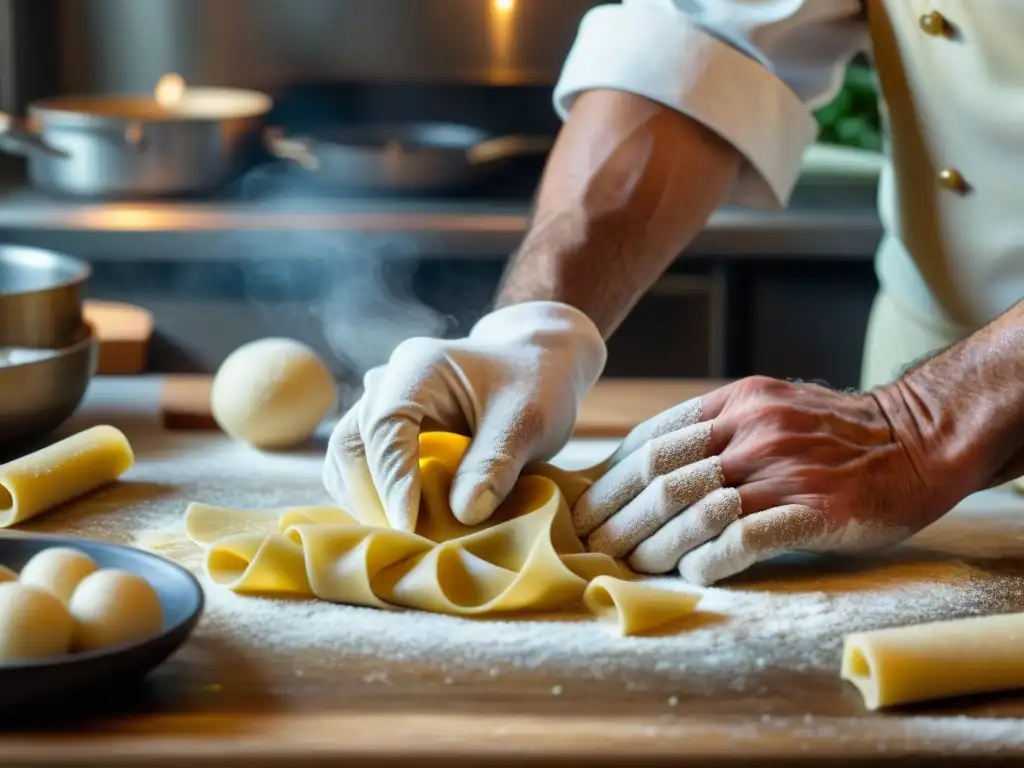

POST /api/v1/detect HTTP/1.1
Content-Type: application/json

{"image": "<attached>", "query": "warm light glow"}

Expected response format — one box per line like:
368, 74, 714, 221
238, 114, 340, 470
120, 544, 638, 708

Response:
90, 206, 175, 231
488, 0, 517, 80
154, 73, 186, 108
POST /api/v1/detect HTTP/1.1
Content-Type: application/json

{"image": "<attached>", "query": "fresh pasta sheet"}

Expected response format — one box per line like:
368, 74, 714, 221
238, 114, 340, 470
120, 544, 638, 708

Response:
184, 432, 701, 635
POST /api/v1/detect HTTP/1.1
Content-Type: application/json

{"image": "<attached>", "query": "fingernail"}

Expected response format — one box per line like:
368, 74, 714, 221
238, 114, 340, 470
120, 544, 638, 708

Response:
461, 488, 498, 525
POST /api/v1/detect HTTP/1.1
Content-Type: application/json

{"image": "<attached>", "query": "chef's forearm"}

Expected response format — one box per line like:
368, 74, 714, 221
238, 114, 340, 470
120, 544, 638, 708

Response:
874, 301, 1024, 501
495, 89, 741, 337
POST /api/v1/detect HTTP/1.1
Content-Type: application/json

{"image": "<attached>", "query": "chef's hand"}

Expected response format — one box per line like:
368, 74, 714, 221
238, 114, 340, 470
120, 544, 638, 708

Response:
572, 376, 950, 586
324, 301, 606, 531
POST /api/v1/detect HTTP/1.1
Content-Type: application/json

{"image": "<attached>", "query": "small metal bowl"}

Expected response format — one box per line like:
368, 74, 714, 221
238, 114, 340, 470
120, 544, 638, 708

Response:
0, 325, 96, 451
0, 245, 90, 348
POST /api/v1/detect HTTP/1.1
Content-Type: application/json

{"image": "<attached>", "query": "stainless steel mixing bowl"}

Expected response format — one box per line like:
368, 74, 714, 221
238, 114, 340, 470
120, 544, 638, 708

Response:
0, 327, 97, 451
0, 245, 91, 348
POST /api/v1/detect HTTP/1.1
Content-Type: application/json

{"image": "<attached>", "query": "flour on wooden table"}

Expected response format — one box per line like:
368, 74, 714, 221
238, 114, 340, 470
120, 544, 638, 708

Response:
22, 434, 1024, 689
182, 554, 1019, 685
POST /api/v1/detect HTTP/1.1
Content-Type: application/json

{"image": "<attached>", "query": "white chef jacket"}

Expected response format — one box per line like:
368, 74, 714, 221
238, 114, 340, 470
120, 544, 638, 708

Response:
553, 0, 1024, 337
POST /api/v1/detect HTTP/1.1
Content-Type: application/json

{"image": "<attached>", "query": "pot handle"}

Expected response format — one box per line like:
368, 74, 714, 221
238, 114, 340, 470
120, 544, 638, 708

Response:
467, 134, 554, 166
0, 112, 70, 159
264, 126, 321, 171
63, 121, 148, 152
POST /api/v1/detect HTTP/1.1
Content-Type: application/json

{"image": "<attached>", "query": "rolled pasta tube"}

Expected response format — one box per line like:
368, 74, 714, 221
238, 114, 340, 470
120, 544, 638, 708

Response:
0, 425, 134, 528
584, 575, 701, 636
841, 612, 1024, 710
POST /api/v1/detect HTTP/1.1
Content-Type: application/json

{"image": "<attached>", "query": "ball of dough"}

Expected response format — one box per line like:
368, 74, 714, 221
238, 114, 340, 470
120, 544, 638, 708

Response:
69, 569, 164, 652
0, 582, 74, 662
19, 547, 99, 604
210, 337, 337, 449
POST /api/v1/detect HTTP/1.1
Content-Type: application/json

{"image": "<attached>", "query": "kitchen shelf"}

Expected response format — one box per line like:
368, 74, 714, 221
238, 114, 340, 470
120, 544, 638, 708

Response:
0, 187, 881, 259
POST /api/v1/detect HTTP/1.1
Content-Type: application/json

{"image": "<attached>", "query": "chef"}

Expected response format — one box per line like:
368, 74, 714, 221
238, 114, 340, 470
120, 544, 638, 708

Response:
325, 0, 1024, 586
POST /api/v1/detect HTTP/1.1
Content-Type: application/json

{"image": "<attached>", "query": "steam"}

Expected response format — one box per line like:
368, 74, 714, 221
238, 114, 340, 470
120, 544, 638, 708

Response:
234, 162, 453, 410
319, 253, 451, 376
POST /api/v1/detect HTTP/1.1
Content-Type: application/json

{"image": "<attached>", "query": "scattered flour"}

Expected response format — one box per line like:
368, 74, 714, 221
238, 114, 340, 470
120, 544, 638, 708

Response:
19, 431, 1024, 726
166, 550, 1019, 688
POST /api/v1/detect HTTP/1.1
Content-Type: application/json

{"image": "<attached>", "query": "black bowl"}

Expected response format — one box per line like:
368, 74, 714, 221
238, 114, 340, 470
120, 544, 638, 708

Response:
0, 532, 204, 712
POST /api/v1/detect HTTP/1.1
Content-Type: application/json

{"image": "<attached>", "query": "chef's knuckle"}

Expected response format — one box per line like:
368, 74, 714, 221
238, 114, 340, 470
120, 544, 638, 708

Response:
327, 416, 363, 459
363, 415, 404, 453
756, 400, 792, 430
688, 494, 723, 528
642, 433, 674, 475
360, 365, 386, 389
639, 441, 660, 481
650, 473, 674, 505
740, 375, 778, 399
392, 336, 443, 366
467, 449, 516, 478
336, 430, 366, 460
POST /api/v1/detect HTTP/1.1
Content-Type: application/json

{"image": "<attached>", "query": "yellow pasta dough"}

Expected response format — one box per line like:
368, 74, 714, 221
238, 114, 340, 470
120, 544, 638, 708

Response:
184, 432, 701, 635
841, 611, 1024, 710
583, 576, 701, 636
0, 425, 134, 528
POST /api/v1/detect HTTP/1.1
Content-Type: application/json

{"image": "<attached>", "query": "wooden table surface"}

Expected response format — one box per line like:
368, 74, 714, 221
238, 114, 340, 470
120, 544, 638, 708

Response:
3, 377, 1024, 766
158, 376, 731, 437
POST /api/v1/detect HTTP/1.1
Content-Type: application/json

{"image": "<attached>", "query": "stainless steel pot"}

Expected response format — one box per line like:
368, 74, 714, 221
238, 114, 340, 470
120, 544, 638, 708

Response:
0, 88, 273, 198
0, 245, 91, 349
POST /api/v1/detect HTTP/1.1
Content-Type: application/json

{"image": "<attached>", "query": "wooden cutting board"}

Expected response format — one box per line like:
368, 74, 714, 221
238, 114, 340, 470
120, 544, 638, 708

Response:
85, 300, 153, 375
158, 375, 727, 437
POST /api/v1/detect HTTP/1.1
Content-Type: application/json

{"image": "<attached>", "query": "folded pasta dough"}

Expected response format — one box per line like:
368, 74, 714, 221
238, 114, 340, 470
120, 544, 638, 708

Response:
841, 612, 1024, 710
184, 432, 702, 634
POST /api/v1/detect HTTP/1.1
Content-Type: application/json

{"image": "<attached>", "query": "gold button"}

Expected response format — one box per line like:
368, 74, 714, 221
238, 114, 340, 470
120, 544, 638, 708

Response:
937, 168, 968, 194
919, 10, 950, 36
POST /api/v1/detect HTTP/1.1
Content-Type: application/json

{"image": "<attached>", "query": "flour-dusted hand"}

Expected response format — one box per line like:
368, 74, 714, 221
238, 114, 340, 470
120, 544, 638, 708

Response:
324, 301, 606, 531
573, 376, 956, 586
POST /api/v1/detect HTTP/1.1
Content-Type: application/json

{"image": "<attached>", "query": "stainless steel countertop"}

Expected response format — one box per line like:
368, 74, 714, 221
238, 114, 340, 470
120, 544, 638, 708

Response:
0, 182, 882, 260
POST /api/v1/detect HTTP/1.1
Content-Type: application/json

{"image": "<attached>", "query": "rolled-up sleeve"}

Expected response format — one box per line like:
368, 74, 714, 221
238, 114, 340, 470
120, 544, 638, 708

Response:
553, 0, 869, 209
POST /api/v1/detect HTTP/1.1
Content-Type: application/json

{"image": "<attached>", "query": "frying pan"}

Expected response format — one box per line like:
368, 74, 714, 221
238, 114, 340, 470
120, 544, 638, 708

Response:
265, 122, 554, 193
